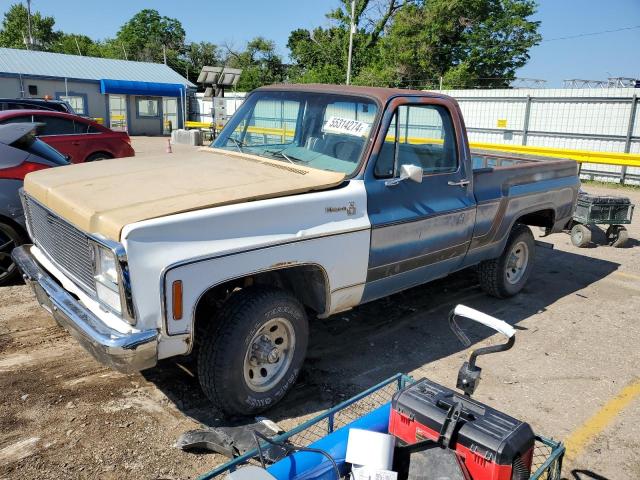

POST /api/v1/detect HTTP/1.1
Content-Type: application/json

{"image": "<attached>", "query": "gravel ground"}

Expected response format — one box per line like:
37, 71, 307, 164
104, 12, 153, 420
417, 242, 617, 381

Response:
1, 139, 639, 479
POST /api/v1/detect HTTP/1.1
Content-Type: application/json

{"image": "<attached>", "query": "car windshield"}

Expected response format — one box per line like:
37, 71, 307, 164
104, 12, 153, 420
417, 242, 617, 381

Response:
212, 91, 379, 175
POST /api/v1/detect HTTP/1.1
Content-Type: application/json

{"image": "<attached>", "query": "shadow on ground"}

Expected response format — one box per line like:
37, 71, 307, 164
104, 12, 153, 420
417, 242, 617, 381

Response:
142, 246, 619, 429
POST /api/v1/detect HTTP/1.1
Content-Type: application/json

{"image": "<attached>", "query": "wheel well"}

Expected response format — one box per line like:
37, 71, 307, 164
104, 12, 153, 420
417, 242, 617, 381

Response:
85, 151, 114, 161
193, 264, 329, 345
516, 209, 555, 228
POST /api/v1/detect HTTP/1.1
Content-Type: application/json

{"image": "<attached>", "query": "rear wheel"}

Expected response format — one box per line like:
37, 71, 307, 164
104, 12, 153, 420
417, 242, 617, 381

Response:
0, 222, 24, 286
85, 152, 113, 162
570, 224, 591, 248
197, 286, 308, 417
478, 224, 535, 298
605, 225, 628, 248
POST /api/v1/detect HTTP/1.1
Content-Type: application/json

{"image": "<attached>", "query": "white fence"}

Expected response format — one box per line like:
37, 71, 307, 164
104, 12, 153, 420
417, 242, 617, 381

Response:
434, 87, 640, 184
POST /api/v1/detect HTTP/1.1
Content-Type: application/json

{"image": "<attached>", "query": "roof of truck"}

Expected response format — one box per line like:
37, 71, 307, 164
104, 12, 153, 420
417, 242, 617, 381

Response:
256, 83, 454, 104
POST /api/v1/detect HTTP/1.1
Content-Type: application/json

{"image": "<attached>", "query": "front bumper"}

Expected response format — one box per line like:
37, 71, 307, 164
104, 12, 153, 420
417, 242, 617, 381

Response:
12, 245, 158, 373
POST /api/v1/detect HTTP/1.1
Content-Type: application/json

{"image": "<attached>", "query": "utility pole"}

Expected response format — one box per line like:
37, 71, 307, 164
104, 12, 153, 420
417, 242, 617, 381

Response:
346, 0, 356, 85
162, 44, 167, 65
26, 0, 33, 49
74, 36, 82, 56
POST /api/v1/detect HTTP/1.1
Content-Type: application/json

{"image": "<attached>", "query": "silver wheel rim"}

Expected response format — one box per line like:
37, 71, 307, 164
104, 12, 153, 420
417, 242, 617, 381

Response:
243, 317, 295, 393
505, 240, 529, 285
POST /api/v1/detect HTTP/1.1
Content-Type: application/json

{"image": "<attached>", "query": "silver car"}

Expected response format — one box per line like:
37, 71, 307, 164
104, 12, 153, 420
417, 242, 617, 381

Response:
0, 123, 68, 285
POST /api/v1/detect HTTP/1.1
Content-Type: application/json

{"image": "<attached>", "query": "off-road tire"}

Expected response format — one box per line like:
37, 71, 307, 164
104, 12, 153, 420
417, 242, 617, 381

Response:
197, 285, 308, 417
570, 224, 591, 247
477, 224, 535, 298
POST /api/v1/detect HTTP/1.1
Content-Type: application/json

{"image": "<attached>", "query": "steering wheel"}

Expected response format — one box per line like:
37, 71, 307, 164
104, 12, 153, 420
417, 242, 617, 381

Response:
332, 141, 351, 159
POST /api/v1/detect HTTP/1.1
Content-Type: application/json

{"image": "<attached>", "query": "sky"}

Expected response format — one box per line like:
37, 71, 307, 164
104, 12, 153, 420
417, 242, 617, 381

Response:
1, 0, 639, 87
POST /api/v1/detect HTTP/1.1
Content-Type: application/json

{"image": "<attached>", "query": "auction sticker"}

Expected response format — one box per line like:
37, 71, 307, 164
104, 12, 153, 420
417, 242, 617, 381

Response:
323, 116, 371, 137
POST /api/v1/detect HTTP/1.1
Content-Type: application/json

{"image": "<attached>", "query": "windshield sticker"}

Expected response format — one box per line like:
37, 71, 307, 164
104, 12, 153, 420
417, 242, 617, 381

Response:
322, 116, 371, 137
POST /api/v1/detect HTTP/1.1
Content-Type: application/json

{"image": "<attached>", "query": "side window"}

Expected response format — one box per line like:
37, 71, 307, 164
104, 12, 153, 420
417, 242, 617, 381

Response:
375, 104, 458, 177
136, 97, 160, 118
33, 115, 77, 135
58, 95, 86, 115
0, 115, 33, 124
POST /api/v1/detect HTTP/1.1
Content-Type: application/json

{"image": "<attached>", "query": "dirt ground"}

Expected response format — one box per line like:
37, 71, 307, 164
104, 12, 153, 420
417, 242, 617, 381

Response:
1, 138, 639, 479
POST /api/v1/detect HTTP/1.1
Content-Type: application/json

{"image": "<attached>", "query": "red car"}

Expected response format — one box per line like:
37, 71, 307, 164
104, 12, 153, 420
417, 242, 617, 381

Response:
0, 110, 134, 163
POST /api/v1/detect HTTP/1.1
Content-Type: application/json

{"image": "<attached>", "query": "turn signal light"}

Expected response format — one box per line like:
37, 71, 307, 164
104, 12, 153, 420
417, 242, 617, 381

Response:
172, 280, 183, 320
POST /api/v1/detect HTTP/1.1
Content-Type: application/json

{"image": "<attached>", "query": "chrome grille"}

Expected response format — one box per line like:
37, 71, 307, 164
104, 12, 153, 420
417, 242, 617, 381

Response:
23, 194, 96, 293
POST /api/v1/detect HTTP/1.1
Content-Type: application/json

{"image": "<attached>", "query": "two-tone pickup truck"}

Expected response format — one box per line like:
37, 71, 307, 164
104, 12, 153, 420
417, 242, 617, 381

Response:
13, 85, 579, 416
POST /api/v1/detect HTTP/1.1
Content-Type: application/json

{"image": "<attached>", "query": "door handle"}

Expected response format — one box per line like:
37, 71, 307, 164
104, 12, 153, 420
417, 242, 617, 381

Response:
448, 179, 470, 187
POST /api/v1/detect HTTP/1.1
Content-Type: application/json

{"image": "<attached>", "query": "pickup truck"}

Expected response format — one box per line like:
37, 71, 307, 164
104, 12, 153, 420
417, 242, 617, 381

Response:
13, 85, 579, 416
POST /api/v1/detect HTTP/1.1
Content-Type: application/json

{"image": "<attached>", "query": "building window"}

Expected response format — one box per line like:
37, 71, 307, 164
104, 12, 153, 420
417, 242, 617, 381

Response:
56, 93, 87, 115
137, 97, 160, 117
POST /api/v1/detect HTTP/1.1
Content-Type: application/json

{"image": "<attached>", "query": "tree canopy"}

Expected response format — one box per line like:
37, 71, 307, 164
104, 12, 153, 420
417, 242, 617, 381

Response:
0, 1, 541, 91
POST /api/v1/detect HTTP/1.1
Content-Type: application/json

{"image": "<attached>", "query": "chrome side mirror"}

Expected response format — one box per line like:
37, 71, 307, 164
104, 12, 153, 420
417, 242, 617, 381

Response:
385, 164, 423, 187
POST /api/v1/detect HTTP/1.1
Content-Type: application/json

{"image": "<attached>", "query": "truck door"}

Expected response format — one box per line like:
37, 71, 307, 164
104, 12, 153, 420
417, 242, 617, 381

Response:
362, 97, 476, 302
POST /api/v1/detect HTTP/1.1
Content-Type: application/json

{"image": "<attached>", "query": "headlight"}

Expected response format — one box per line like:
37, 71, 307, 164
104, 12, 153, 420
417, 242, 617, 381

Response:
93, 245, 122, 315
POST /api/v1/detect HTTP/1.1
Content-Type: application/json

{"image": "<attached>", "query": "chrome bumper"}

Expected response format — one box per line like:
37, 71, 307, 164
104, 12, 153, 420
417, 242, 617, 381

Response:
12, 245, 158, 373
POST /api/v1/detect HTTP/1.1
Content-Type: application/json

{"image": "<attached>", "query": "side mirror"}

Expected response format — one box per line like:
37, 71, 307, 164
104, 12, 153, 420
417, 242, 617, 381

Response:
385, 164, 423, 187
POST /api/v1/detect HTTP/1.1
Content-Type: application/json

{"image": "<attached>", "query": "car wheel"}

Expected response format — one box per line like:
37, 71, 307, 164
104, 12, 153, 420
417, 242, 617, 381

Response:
0, 222, 24, 286
477, 224, 535, 298
86, 152, 113, 162
197, 285, 309, 417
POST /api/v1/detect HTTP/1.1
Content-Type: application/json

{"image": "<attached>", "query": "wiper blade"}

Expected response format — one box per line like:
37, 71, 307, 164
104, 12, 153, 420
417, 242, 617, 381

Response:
267, 149, 305, 164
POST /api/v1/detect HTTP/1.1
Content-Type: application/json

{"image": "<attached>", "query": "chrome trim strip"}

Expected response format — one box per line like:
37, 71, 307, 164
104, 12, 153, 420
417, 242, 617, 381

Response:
12, 245, 157, 373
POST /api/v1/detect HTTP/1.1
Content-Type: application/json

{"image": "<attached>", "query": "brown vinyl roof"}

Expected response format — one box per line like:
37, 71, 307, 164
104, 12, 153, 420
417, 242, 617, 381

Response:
256, 83, 453, 105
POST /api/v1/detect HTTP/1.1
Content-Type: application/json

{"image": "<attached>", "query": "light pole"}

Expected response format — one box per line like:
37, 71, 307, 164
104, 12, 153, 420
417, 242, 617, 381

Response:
346, 0, 356, 85
26, 0, 33, 49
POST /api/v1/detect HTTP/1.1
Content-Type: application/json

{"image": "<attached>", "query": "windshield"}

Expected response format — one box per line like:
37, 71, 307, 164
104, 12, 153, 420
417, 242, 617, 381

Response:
212, 91, 379, 175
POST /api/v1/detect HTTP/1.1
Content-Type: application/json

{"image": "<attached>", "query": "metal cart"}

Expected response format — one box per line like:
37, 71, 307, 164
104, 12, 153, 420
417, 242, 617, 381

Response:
570, 192, 635, 248
198, 374, 565, 480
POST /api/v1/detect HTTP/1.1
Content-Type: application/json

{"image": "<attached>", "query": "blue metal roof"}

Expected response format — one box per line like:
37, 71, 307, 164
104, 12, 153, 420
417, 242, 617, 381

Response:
0, 48, 195, 87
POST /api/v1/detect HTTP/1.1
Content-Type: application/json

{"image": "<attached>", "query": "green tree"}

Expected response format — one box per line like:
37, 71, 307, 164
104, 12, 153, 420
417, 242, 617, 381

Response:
185, 41, 220, 83
287, 0, 410, 84
225, 37, 285, 91
0, 2, 60, 50
371, 0, 541, 88
115, 9, 186, 63
287, 0, 541, 89
51, 33, 106, 57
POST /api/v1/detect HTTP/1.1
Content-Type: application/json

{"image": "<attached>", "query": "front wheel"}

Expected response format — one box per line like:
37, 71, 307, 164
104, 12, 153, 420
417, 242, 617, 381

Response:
197, 286, 308, 417
478, 224, 535, 298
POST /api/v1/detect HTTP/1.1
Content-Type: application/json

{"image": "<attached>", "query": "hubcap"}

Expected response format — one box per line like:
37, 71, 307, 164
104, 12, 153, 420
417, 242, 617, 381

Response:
0, 228, 17, 281
505, 240, 529, 285
243, 318, 295, 393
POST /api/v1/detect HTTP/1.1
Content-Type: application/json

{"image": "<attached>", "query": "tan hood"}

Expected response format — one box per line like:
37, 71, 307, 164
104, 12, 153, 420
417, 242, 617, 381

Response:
24, 147, 345, 241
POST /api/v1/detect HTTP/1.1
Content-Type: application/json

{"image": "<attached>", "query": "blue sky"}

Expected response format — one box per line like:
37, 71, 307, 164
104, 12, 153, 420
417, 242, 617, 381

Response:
3, 0, 639, 87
